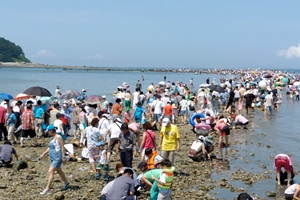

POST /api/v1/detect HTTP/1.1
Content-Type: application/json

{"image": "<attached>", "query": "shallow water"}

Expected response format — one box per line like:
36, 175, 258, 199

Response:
210, 95, 299, 199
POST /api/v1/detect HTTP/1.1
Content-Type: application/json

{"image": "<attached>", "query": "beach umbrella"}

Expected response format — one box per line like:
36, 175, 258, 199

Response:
207, 85, 225, 93
61, 90, 80, 100
293, 82, 300, 87
14, 93, 32, 100
199, 83, 210, 88
0, 92, 13, 100
253, 77, 263, 82
23, 86, 52, 97
38, 96, 55, 104
84, 95, 102, 104
264, 74, 273, 79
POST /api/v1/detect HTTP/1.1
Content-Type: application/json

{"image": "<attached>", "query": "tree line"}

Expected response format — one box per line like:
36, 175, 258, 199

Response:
0, 37, 31, 63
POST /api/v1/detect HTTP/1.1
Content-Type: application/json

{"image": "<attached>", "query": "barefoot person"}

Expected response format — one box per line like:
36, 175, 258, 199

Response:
39, 124, 69, 195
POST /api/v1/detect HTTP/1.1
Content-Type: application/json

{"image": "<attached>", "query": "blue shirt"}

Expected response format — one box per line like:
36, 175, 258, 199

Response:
33, 106, 45, 119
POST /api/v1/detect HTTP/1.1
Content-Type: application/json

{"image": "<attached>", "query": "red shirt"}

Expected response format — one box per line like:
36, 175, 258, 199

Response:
0, 106, 6, 123
164, 104, 172, 117
21, 109, 35, 130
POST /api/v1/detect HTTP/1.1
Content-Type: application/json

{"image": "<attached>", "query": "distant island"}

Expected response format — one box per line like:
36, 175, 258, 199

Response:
0, 37, 31, 63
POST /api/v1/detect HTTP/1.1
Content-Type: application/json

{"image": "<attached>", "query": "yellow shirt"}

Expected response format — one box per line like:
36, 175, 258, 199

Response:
160, 124, 180, 151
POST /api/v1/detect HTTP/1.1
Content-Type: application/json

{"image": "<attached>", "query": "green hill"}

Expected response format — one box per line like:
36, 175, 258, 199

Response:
0, 37, 31, 63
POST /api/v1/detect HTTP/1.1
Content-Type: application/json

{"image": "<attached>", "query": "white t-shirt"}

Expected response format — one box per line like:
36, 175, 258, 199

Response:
98, 118, 110, 136
265, 94, 273, 106
179, 99, 188, 110
153, 100, 163, 114
54, 119, 63, 133
108, 122, 122, 138
190, 140, 204, 152
285, 184, 298, 195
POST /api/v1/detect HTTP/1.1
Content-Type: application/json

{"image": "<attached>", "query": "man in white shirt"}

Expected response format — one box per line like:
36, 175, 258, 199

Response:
106, 118, 122, 162
264, 91, 273, 115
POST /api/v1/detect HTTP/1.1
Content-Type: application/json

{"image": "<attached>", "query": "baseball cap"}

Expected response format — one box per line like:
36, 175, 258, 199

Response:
96, 141, 105, 147
102, 95, 106, 99
162, 118, 171, 127
46, 124, 56, 132
198, 135, 204, 141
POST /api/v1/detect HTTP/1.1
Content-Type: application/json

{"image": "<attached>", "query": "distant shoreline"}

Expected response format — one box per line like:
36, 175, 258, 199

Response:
0, 62, 295, 74
0, 62, 225, 74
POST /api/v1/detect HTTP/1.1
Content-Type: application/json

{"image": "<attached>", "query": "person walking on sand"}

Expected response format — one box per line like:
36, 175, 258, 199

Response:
39, 124, 69, 195
158, 118, 180, 166
33, 100, 45, 138
118, 123, 137, 168
83, 118, 102, 174
20, 103, 38, 147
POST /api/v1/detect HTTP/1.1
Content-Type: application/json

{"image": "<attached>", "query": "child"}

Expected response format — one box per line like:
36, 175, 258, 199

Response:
152, 159, 175, 200
95, 141, 110, 180
54, 113, 66, 142
124, 109, 130, 123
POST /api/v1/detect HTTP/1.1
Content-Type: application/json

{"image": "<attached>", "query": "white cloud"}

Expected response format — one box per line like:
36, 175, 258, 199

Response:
31, 49, 57, 58
277, 44, 300, 59
80, 53, 110, 60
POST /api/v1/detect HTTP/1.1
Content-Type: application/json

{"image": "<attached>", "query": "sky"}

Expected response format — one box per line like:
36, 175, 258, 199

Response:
1, 1, 300, 69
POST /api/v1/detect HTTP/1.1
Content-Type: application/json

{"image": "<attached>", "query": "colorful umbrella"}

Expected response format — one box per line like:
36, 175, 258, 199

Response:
61, 90, 80, 100
23, 86, 52, 97
0, 92, 13, 100
293, 82, 300, 87
85, 95, 102, 104
38, 96, 55, 104
207, 85, 225, 93
14, 93, 32, 100
264, 74, 273, 79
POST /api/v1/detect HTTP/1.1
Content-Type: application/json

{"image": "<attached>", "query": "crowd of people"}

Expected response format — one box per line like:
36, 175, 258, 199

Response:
0, 69, 299, 199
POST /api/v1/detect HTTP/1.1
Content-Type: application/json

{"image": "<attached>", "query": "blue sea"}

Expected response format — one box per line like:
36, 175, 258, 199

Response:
1, 66, 300, 199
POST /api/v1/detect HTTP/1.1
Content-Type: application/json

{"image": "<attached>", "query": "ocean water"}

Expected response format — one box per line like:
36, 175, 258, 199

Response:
0, 67, 226, 101
1, 66, 299, 199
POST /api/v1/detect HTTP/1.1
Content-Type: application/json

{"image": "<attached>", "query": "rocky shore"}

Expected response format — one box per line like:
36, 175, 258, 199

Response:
0, 111, 283, 200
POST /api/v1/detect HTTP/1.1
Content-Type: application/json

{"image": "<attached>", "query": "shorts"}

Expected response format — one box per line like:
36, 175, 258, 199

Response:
96, 163, 109, 172
266, 106, 272, 112
108, 138, 119, 152
154, 114, 162, 122
88, 147, 99, 163
124, 100, 131, 111
180, 109, 188, 116
221, 126, 230, 135
72, 123, 79, 131
275, 157, 291, 172
21, 129, 36, 138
